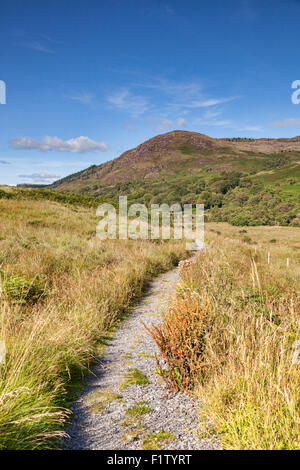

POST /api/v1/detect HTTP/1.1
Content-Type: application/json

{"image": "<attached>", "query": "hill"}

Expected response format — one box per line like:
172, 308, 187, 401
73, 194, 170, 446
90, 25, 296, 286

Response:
51, 130, 300, 195
1, 131, 296, 226
47, 130, 300, 226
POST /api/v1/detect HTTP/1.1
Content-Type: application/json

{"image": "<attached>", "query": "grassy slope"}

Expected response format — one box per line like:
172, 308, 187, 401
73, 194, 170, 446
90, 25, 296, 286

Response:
51, 151, 299, 196
252, 162, 300, 203
49, 130, 300, 198
6, 130, 300, 227
0, 198, 187, 449
177, 224, 300, 449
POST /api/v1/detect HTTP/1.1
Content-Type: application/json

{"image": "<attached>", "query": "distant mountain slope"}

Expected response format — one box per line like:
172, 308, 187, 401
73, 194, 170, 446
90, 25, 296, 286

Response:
51, 130, 300, 195
46, 130, 300, 227
51, 131, 225, 191
220, 136, 300, 153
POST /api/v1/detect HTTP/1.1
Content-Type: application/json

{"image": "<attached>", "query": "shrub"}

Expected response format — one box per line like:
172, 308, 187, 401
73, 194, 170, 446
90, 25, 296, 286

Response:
143, 293, 210, 391
1, 274, 46, 305
0, 190, 13, 200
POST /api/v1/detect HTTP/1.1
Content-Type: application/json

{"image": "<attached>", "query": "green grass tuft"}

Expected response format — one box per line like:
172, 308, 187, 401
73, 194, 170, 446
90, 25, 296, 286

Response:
141, 431, 176, 450
120, 368, 150, 389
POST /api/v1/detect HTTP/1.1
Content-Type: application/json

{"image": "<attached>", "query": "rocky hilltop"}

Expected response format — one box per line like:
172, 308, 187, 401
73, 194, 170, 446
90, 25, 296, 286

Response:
50, 130, 300, 199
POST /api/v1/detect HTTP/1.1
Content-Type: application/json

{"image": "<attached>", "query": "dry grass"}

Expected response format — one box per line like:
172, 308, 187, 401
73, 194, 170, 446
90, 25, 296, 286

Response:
143, 293, 210, 391
0, 199, 187, 449
150, 223, 300, 449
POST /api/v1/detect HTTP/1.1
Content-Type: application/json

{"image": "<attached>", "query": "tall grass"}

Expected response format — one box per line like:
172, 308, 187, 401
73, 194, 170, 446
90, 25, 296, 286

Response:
0, 199, 187, 449
149, 224, 300, 449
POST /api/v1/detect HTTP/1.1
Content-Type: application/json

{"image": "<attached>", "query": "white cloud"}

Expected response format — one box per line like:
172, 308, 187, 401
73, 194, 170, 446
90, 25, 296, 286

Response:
11, 136, 108, 153
193, 116, 262, 132
182, 97, 237, 109
108, 79, 239, 127
156, 118, 173, 132
18, 172, 61, 183
108, 89, 150, 116
134, 79, 238, 112
203, 110, 223, 119
177, 117, 187, 128
271, 118, 300, 128
108, 80, 236, 117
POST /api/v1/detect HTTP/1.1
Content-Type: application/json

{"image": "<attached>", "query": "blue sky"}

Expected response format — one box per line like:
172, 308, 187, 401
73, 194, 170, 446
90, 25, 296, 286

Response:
1, 0, 300, 185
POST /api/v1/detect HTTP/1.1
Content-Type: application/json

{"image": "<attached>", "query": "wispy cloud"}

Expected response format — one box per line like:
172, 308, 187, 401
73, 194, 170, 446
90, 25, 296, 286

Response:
177, 117, 187, 128
13, 33, 59, 54
162, 4, 176, 15
203, 109, 223, 119
194, 116, 262, 132
122, 120, 138, 132
156, 118, 173, 132
66, 91, 94, 105
0, 160, 10, 165
182, 97, 237, 108
138, 79, 202, 98
241, 125, 263, 132
110, 79, 238, 119
136, 79, 203, 113
18, 172, 61, 183
214, 120, 262, 132
40, 34, 63, 44
108, 88, 150, 116
211, 119, 234, 127
271, 118, 300, 128
11, 136, 109, 153
108, 78, 240, 135
17, 40, 55, 54
149, 115, 187, 132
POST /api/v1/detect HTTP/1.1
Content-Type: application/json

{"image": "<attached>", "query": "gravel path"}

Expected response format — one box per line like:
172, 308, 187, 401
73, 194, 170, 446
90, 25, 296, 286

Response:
64, 265, 219, 450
